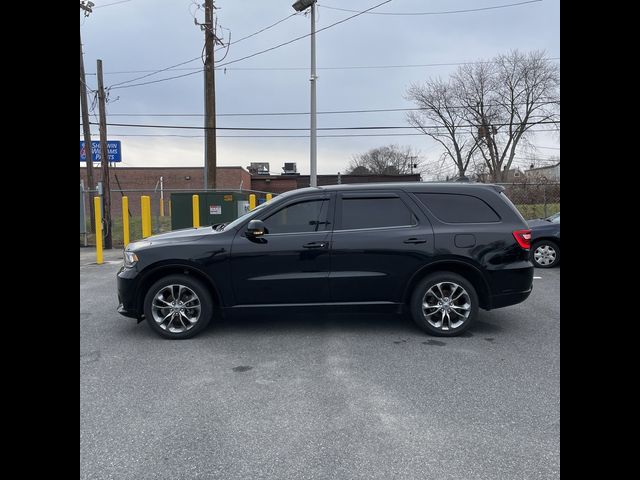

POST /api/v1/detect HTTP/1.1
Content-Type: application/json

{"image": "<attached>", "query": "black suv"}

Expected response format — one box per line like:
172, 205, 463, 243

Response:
117, 183, 533, 339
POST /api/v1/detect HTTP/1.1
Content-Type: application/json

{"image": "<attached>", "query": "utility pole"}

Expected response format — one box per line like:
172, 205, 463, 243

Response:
96, 59, 113, 249
80, 1, 95, 232
309, 1, 317, 187
292, 0, 318, 187
203, 0, 220, 189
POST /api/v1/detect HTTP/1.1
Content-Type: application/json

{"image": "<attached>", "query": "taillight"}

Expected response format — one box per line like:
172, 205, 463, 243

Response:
513, 229, 532, 249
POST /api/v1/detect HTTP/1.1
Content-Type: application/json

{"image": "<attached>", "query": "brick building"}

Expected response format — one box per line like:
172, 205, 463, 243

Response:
80, 166, 421, 217
250, 173, 421, 194
80, 166, 251, 217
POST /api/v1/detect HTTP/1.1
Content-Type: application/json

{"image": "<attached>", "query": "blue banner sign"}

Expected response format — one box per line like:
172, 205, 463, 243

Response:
80, 140, 122, 162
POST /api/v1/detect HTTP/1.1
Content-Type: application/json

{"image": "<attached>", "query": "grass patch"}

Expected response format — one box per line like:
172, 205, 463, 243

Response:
514, 203, 560, 220
81, 216, 172, 247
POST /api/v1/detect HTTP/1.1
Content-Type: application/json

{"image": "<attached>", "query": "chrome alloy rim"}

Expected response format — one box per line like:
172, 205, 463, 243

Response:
422, 282, 471, 331
151, 284, 201, 333
534, 245, 556, 266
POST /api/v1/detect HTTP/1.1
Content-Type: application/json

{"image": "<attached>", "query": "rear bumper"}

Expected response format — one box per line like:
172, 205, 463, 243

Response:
489, 288, 532, 309
485, 261, 534, 310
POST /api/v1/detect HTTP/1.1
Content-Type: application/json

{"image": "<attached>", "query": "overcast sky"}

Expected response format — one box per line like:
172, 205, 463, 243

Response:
80, 0, 560, 178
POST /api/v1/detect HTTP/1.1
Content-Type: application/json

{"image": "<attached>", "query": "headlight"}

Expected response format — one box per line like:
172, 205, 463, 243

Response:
123, 251, 139, 267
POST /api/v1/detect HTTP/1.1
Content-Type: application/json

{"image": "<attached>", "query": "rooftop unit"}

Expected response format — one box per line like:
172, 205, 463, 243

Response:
282, 163, 299, 176
247, 162, 270, 175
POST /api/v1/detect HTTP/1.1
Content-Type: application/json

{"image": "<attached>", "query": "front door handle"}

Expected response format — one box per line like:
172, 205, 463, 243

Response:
303, 241, 328, 249
403, 237, 427, 244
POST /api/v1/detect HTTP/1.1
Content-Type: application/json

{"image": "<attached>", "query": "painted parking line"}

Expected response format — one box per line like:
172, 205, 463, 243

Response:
534, 276, 542, 279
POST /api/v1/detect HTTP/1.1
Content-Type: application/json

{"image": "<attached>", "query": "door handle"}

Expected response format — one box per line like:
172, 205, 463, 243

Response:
403, 237, 427, 244
303, 241, 328, 249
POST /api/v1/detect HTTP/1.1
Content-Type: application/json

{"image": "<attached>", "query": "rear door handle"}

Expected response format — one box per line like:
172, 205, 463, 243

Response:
403, 237, 427, 244
303, 241, 328, 249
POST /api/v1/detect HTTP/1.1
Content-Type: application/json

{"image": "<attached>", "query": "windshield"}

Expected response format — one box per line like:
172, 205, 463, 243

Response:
546, 212, 560, 223
221, 191, 295, 231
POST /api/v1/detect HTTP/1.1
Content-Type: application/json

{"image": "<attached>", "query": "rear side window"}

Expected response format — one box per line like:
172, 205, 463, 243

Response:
415, 193, 500, 223
341, 197, 416, 230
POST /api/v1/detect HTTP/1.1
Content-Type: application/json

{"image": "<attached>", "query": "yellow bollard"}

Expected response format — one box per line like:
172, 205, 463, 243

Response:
249, 194, 256, 211
159, 197, 164, 217
94, 196, 103, 265
141, 195, 151, 238
192, 194, 200, 228
122, 196, 130, 247
266, 193, 272, 202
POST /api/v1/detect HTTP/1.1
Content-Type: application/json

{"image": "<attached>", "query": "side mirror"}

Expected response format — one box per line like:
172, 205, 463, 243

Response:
246, 219, 266, 237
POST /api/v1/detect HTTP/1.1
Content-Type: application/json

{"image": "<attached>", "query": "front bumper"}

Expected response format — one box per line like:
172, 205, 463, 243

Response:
117, 266, 140, 319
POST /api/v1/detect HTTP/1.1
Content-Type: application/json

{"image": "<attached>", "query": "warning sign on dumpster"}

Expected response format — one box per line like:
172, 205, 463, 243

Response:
210, 205, 222, 215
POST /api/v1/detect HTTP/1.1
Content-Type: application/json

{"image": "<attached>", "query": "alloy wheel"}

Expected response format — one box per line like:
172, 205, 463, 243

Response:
151, 284, 201, 333
422, 282, 471, 331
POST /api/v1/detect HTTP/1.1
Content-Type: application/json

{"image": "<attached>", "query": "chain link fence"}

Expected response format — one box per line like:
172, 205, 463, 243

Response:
80, 182, 559, 247
497, 182, 560, 220
80, 187, 274, 248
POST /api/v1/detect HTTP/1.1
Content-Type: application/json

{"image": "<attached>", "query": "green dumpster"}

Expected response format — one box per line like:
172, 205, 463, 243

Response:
170, 191, 255, 230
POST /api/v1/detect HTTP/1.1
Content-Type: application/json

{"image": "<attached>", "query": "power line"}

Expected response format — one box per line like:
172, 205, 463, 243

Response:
219, 59, 560, 71
109, 0, 395, 92
80, 128, 560, 139
109, 69, 203, 90
88, 57, 559, 75
108, 56, 202, 89
99, 12, 304, 91
80, 77, 96, 93
84, 120, 560, 131
94, 0, 133, 8
105, 12, 301, 88
216, 13, 300, 50
213, 0, 391, 70
318, 0, 542, 16
77, 101, 559, 118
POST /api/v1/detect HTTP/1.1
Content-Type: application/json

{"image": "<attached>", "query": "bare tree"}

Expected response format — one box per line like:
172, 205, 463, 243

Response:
405, 78, 479, 179
348, 144, 423, 176
406, 50, 559, 182
456, 50, 560, 182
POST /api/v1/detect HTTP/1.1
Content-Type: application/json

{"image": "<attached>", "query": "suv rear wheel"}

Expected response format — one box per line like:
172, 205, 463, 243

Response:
409, 272, 479, 337
143, 274, 213, 339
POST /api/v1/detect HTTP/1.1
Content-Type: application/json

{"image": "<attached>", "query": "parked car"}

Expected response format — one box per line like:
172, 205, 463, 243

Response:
528, 212, 560, 268
117, 183, 534, 339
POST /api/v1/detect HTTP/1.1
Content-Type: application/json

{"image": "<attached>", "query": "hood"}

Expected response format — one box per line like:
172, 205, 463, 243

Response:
127, 226, 217, 250
527, 219, 549, 227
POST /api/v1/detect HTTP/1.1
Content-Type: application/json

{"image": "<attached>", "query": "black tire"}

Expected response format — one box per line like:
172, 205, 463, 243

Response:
409, 271, 479, 337
531, 240, 560, 268
143, 274, 213, 339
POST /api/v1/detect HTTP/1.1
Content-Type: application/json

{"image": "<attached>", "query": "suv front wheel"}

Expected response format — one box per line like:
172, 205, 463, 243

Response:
143, 274, 213, 339
409, 272, 479, 337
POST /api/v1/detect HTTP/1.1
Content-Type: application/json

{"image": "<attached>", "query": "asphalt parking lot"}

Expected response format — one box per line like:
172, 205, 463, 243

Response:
80, 248, 559, 480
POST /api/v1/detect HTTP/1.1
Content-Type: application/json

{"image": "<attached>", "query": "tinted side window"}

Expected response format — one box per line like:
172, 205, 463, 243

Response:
415, 193, 500, 223
263, 199, 329, 234
341, 197, 416, 230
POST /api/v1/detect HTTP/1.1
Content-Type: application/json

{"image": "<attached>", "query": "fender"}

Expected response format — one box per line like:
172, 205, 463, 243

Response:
135, 260, 224, 321
403, 257, 492, 309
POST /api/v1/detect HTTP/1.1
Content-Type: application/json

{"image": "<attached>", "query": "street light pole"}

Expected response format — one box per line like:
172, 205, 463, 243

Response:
292, 0, 318, 187
309, 1, 317, 187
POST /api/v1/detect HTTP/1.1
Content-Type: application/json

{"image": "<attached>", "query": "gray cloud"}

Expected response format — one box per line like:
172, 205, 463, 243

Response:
81, 0, 560, 176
